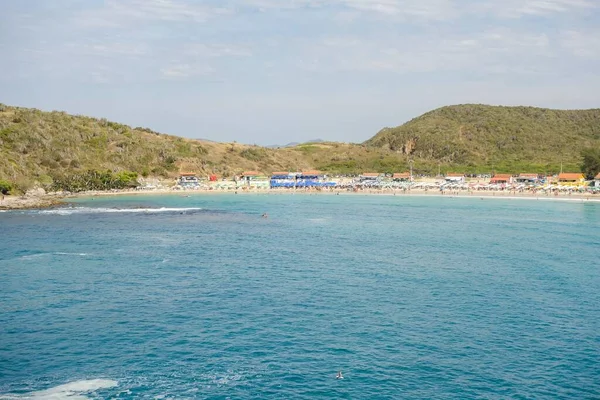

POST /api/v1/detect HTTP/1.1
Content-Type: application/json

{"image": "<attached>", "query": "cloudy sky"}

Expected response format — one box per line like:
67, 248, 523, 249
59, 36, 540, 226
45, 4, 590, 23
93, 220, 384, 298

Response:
1, 0, 599, 144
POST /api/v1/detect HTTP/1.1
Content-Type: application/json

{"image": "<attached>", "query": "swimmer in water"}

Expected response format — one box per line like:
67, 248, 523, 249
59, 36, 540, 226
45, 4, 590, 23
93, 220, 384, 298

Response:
262, 213, 268, 218
336, 371, 343, 379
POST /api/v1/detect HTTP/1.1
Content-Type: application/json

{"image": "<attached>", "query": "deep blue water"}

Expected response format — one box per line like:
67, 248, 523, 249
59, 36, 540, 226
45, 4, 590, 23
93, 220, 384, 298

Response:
1, 194, 599, 399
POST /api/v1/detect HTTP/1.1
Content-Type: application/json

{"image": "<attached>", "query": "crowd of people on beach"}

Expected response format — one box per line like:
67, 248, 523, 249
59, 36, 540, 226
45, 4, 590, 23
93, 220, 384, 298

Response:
3, 173, 599, 211
155, 179, 600, 200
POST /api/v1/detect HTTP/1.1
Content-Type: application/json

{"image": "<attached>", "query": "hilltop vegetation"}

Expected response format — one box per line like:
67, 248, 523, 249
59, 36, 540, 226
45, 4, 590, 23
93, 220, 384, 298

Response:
0, 104, 311, 191
0, 104, 416, 192
1, 103, 599, 193
366, 104, 600, 174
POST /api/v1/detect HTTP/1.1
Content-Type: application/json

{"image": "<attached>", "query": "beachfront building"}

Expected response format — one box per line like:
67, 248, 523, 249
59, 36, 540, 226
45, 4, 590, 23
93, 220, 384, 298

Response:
490, 174, 513, 184
444, 173, 465, 184
297, 170, 334, 188
515, 173, 540, 185
594, 173, 600, 187
270, 171, 295, 188
360, 172, 381, 182
558, 173, 585, 186
269, 170, 335, 188
178, 173, 200, 188
239, 171, 269, 188
392, 172, 411, 182
271, 171, 292, 180
300, 170, 323, 180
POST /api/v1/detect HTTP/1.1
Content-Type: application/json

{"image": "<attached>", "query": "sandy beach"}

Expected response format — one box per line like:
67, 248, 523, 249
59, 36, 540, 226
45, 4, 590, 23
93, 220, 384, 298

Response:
2, 185, 599, 211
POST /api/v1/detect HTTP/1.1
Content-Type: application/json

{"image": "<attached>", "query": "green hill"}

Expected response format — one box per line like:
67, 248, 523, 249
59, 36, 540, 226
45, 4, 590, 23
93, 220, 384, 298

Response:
0, 103, 418, 191
365, 104, 600, 173
0, 103, 320, 191
1, 102, 599, 193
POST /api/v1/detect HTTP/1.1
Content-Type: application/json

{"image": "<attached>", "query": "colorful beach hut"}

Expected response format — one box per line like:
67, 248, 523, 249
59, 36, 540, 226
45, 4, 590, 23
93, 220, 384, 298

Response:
558, 173, 585, 186
360, 173, 381, 182
490, 174, 513, 184
392, 172, 411, 182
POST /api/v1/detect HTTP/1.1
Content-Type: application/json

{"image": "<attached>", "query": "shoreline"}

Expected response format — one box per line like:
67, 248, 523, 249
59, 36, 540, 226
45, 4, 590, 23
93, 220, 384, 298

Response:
2, 187, 599, 211
0, 194, 65, 211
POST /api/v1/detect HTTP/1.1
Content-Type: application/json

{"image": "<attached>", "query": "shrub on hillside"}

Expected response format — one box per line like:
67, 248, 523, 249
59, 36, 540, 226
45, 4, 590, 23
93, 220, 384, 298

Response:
240, 148, 266, 161
0, 179, 13, 195
50, 170, 139, 192
581, 148, 600, 180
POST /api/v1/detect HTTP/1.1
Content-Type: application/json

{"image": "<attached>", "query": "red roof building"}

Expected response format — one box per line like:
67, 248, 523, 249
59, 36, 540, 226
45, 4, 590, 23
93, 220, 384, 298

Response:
558, 173, 584, 182
392, 172, 411, 181
490, 174, 513, 184
241, 171, 260, 176
301, 170, 322, 176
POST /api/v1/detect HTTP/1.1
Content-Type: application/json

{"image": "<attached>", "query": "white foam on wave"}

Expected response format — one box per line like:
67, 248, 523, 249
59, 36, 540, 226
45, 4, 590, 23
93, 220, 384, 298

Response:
38, 207, 203, 215
20, 252, 89, 260
0, 379, 118, 400
20, 253, 51, 260
205, 372, 243, 387
307, 217, 329, 223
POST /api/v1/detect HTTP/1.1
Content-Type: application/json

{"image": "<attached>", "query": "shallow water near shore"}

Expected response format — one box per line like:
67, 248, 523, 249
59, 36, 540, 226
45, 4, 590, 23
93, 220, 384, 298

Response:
1, 194, 599, 399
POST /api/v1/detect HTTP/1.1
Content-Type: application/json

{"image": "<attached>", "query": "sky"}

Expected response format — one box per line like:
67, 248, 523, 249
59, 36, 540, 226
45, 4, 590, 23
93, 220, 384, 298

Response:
1, 0, 599, 145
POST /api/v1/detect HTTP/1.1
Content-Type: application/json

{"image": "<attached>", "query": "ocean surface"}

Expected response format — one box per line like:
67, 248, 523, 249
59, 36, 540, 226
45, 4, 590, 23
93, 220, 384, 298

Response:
1, 193, 599, 399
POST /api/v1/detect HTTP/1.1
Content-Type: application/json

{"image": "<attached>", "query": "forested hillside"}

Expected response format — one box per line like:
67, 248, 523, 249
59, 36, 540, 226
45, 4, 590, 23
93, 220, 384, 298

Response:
1, 103, 598, 192
366, 104, 600, 173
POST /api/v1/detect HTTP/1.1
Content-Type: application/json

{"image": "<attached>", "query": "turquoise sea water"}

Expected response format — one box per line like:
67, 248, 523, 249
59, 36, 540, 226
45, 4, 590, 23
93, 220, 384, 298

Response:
1, 194, 599, 399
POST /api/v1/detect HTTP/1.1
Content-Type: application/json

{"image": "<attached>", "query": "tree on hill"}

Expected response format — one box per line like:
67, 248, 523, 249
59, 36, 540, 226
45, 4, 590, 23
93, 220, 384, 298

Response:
581, 148, 600, 180
0, 179, 13, 195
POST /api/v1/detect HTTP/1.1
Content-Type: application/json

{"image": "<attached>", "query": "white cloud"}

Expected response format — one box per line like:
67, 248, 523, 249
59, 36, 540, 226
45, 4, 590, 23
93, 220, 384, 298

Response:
560, 30, 600, 59
471, 0, 597, 17
76, 0, 232, 28
298, 29, 556, 74
67, 42, 150, 58
232, 0, 596, 20
160, 63, 214, 78
184, 43, 252, 58
341, 0, 458, 19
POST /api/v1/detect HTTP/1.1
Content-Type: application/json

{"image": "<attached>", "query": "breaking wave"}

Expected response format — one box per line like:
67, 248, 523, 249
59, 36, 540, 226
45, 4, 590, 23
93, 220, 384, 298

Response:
38, 207, 203, 215
0, 379, 118, 400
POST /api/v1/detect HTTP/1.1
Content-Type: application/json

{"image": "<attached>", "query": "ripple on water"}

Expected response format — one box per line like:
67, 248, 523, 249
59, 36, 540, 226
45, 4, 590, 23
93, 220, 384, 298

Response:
1, 194, 599, 398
